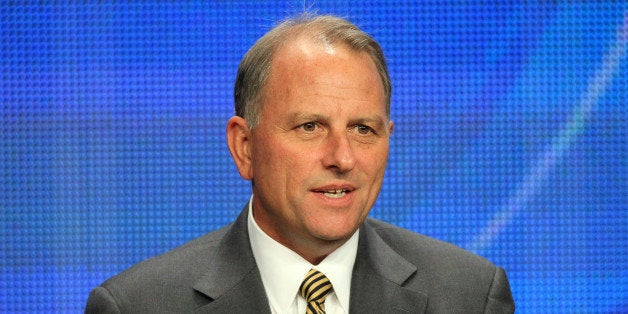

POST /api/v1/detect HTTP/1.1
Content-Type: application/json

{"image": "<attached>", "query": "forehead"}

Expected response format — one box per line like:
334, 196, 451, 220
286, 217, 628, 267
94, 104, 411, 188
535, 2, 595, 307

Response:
273, 34, 355, 67
255, 39, 387, 127
267, 36, 382, 92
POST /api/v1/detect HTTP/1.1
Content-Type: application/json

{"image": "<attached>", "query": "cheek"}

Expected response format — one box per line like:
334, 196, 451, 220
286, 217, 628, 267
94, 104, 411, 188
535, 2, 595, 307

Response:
361, 147, 389, 173
252, 134, 282, 165
253, 139, 309, 179
277, 139, 317, 164
280, 150, 316, 185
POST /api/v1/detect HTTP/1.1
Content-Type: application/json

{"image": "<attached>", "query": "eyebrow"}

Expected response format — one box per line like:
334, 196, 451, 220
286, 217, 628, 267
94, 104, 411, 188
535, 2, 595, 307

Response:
288, 112, 327, 123
287, 112, 389, 129
350, 117, 388, 129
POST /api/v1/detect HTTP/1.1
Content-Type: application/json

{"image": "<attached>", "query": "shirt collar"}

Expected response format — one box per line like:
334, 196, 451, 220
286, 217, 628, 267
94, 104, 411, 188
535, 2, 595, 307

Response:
247, 195, 359, 312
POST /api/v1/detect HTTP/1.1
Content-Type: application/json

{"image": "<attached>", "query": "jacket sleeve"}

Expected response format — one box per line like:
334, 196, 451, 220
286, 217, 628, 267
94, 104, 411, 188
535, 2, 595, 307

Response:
484, 267, 515, 314
84, 286, 122, 314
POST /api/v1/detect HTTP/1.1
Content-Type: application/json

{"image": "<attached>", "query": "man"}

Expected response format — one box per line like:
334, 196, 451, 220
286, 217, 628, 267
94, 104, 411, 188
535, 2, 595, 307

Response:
86, 14, 515, 313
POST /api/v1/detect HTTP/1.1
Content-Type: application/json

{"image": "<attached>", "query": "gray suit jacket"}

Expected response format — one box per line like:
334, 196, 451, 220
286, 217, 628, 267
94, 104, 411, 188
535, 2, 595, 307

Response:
85, 205, 514, 313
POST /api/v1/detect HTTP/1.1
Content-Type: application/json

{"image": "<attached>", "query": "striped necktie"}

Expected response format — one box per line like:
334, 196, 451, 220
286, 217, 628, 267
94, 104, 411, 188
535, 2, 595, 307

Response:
299, 268, 334, 314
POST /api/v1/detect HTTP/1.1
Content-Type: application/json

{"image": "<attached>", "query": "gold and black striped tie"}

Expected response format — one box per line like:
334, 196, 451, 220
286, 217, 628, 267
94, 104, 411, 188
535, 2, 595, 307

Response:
299, 268, 334, 314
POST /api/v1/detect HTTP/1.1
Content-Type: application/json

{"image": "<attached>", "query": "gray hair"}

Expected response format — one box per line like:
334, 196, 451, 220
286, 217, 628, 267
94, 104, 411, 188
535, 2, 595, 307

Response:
234, 14, 391, 128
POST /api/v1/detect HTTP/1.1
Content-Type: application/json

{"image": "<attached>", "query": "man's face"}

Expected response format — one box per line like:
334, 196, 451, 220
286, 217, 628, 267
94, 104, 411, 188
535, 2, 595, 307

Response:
244, 38, 392, 258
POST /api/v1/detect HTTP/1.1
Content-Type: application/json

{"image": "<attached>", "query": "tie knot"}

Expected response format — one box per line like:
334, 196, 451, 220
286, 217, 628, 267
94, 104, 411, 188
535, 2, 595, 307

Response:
299, 269, 333, 314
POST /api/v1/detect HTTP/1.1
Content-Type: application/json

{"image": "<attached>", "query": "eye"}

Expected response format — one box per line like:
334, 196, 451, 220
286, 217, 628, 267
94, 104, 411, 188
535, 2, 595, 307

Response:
300, 122, 317, 132
355, 124, 374, 135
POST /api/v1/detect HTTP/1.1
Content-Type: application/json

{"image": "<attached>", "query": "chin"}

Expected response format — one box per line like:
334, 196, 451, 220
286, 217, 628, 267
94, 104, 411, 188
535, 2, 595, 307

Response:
313, 226, 359, 243
306, 211, 366, 241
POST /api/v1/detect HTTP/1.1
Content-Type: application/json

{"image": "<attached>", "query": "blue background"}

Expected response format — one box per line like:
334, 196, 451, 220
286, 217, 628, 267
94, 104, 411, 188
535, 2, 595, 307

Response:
1, 1, 626, 313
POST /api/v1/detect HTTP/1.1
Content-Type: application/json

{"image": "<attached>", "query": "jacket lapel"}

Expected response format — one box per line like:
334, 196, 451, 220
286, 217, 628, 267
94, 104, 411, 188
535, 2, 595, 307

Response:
190, 207, 427, 313
349, 220, 428, 313
192, 206, 271, 313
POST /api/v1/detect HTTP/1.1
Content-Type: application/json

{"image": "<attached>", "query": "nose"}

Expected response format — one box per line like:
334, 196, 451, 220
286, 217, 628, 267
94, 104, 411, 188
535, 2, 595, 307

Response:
321, 130, 356, 173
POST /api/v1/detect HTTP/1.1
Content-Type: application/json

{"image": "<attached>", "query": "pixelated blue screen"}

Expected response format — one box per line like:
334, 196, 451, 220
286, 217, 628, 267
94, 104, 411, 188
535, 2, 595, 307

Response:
2, 2, 626, 313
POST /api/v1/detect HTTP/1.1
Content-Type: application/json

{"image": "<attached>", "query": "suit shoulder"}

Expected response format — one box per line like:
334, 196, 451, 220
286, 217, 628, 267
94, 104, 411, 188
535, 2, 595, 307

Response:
91, 224, 232, 311
107, 223, 229, 284
364, 217, 496, 273
363, 218, 514, 312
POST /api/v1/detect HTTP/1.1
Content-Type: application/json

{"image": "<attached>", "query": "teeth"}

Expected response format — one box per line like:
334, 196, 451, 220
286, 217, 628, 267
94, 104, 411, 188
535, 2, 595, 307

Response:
323, 189, 346, 198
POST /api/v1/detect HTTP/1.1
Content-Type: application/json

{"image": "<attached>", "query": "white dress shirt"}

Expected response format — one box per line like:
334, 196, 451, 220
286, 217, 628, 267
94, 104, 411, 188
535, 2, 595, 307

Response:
247, 195, 359, 314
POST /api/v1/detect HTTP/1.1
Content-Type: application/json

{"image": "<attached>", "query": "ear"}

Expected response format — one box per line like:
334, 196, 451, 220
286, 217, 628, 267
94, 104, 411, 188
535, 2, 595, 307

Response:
226, 116, 254, 180
388, 120, 394, 135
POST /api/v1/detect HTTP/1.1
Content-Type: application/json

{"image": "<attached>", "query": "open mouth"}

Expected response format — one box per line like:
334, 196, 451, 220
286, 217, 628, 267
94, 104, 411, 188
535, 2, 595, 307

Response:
321, 189, 348, 198
312, 186, 354, 199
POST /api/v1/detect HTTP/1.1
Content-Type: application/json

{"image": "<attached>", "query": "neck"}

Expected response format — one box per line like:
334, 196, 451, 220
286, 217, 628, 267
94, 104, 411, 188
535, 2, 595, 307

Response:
263, 222, 347, 265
